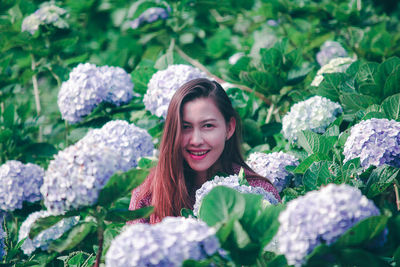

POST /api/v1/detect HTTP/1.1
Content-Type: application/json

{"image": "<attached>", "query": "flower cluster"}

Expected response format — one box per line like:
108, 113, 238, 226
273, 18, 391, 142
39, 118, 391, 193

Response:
277, 184, 380, 267
0, 213, 5, 260
311, 57, 355, 86
41, 120, 154, 214
21, 2, 69, 35
281, 96, 342, 141
58, 63, 134, 123
193, 174, 279, 216
18, 210, 79, 255
246, 152, 299, 192
143, 64, 207, 119
316, 41, 348, 66
0, 161, 44, 211
130, 7, 170, 29
105, 217, 220, 266
343, 118, 400, 169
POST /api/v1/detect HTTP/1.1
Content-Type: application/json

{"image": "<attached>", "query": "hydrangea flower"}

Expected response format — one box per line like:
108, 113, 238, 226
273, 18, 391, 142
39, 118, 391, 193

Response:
193, 174, 279, 216
277, 184, 380, 267
130, 7, 170, 29
0, 161, 44, 211
18, 210, 79, 255
21, 2, 68, 35
311, 57, 355, 86
105, 217, 220, 267
343, 118, 400, 169
58, 63, 134, 123
41, 121, 153, 214
246, 152, 299, 192
281, 96, 342, 141
143, 64, 207, 118
0, 213, 5, 260
81, 120, 154, 172
316, 41, 348, 66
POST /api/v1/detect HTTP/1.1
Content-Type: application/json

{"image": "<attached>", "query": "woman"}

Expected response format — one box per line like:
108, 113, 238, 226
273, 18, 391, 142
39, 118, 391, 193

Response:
129, 78, 280, 224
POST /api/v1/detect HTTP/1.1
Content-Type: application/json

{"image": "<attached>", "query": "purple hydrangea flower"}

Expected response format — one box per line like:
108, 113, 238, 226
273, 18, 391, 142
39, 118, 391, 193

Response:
143, 64, 207, 119
316, 41, 348, 66
246, 152, 299, 192
130, 7, 170, 29
0, 213, 5, 260
41, 121, 153, 214
282, 96, 342, 141
21, 2, 68, 35
106, 217, 220, 266
277, 184, 380, 267
18, 210, 79, 255
343, 118, 400, 169
193, 174, 279, 216
311, 57, 355, 86
0, 161, 44, 211
58, 63, 134, 124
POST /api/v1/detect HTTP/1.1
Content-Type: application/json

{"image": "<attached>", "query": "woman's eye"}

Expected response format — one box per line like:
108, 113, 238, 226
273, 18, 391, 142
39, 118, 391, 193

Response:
183, 125, 191, 129
204, 124, 214, 128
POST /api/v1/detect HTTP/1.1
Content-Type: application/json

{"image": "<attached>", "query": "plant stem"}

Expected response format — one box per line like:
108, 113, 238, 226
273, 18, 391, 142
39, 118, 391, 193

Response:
30, 53, 43, 142
94, 223, 104, 267
266, 103, 274, 124
174, 45, 272, 105
394, 183, 400, 211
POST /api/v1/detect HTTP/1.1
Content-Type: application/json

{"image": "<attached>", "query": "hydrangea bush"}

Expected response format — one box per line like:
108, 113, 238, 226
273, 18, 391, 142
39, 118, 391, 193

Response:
21, 2, 69, 35
316, 41, 348, 66
143, 64, 207, 118
343, 118, 400, 169
281, 96, 343, 141
18, 210, 79, 255
193, 174, 279, 216
0, 161, 44, 211
130, 7, 170, 29
58, 63, 134, 123
41, 120, 153, 214
311, 57, 356, 86
105, 217, 220, 266
246, 152, 299, 192
276, 184, 380, 267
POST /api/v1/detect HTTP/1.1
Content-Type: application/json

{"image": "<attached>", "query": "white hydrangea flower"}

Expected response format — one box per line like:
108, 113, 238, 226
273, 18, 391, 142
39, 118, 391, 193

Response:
193, 174, 279, 216
18, 210, 79, 255
311, 57, 355, 86
58, 63, 134, 123
0, 161, 44, 211
316, 41, 348, 66
246, 152, 299, 192
143, 64, 207, 118
281, 96, 342, 141
105, 217, 220, 267
41, 120, 153, 214
277, 184, 380, 267
21, 2, 68, 35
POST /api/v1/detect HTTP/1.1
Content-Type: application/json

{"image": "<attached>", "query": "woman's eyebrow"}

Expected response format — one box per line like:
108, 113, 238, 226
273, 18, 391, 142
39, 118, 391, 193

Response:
183, 119, 217, 124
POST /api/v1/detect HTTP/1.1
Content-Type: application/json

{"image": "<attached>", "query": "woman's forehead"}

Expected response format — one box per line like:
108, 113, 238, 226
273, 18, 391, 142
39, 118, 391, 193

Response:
182, 98, 224, 122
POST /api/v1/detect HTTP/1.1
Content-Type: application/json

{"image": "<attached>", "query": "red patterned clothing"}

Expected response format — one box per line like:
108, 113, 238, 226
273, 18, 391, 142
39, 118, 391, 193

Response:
128, 165, 280, 224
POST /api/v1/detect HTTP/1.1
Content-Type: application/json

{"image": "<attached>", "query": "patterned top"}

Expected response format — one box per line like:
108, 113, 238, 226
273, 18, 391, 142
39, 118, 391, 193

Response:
128, 165, 281, 224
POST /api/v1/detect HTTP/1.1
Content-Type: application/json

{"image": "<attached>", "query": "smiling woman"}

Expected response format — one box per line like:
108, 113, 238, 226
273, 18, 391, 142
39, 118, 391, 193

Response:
128, 78, 280, 224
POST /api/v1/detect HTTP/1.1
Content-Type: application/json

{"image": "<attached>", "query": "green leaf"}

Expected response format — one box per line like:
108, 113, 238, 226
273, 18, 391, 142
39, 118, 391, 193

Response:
382, 93, 400, 120
240, 193, 263, 229
261, 122, 282, 137
198, 186, 246, 226
23, 143, 58, 160
394, 246, 400, 266
296, 130, 337, 155
317, 73, 347, 102
376, 57, 400, 91
365, 165, 400, 198
29, 210, 81, 239
261, 47, 282, 69
48, 222, 96, 253
340, 93, 379, 114
232, 220, 252, 248
97, 168, 148, 207
303, 161, 335, 191
293, 153, 330, 174
2, 103, 14, 128
105, 207, 154, 223
251, 204, 285, 247
0, 128, 12, 143
181, 208, 195, 218
383, 66, 400, 98
131, 59, 157, 94
334, 216, 388, 247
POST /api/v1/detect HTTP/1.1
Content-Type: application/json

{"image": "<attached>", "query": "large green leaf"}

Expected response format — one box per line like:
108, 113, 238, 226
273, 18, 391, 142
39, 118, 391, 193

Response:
303, 161, 334, 191
365, 165, 400, 198
340, 93, 379, 114
317, 73, 347, 102
334, 216, 388, 247
104, 207, 154, 223
383, 65, 400, 98
198, 186, 246, 226
376, 57, 400, 92
251, 204, 285, 247
296, 130, 337, 155
381, 93, 400, 120
337, 248, 391, 267
293, 153, 330, 174
97, 168, 148, 207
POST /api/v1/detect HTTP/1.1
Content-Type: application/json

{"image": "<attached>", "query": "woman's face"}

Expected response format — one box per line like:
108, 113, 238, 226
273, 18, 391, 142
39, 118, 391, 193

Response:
181, 97, 235, 180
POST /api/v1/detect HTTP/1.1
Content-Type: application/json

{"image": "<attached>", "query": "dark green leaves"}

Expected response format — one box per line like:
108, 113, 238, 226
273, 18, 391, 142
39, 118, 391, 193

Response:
297, 130, 336, 155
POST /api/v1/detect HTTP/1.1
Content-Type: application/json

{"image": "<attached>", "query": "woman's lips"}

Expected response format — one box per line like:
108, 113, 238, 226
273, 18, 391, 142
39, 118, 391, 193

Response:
188, 150, 209, 160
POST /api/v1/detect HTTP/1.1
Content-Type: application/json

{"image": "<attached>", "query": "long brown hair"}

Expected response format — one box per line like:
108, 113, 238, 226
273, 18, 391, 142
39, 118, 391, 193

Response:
140, 78, 256, 223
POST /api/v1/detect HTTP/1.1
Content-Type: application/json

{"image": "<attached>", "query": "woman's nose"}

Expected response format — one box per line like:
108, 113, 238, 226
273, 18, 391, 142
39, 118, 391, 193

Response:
189, 129, 203, 145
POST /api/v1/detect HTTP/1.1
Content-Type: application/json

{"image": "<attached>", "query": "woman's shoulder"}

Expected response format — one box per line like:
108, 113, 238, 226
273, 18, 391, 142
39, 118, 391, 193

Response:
127, 178, 152, 224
